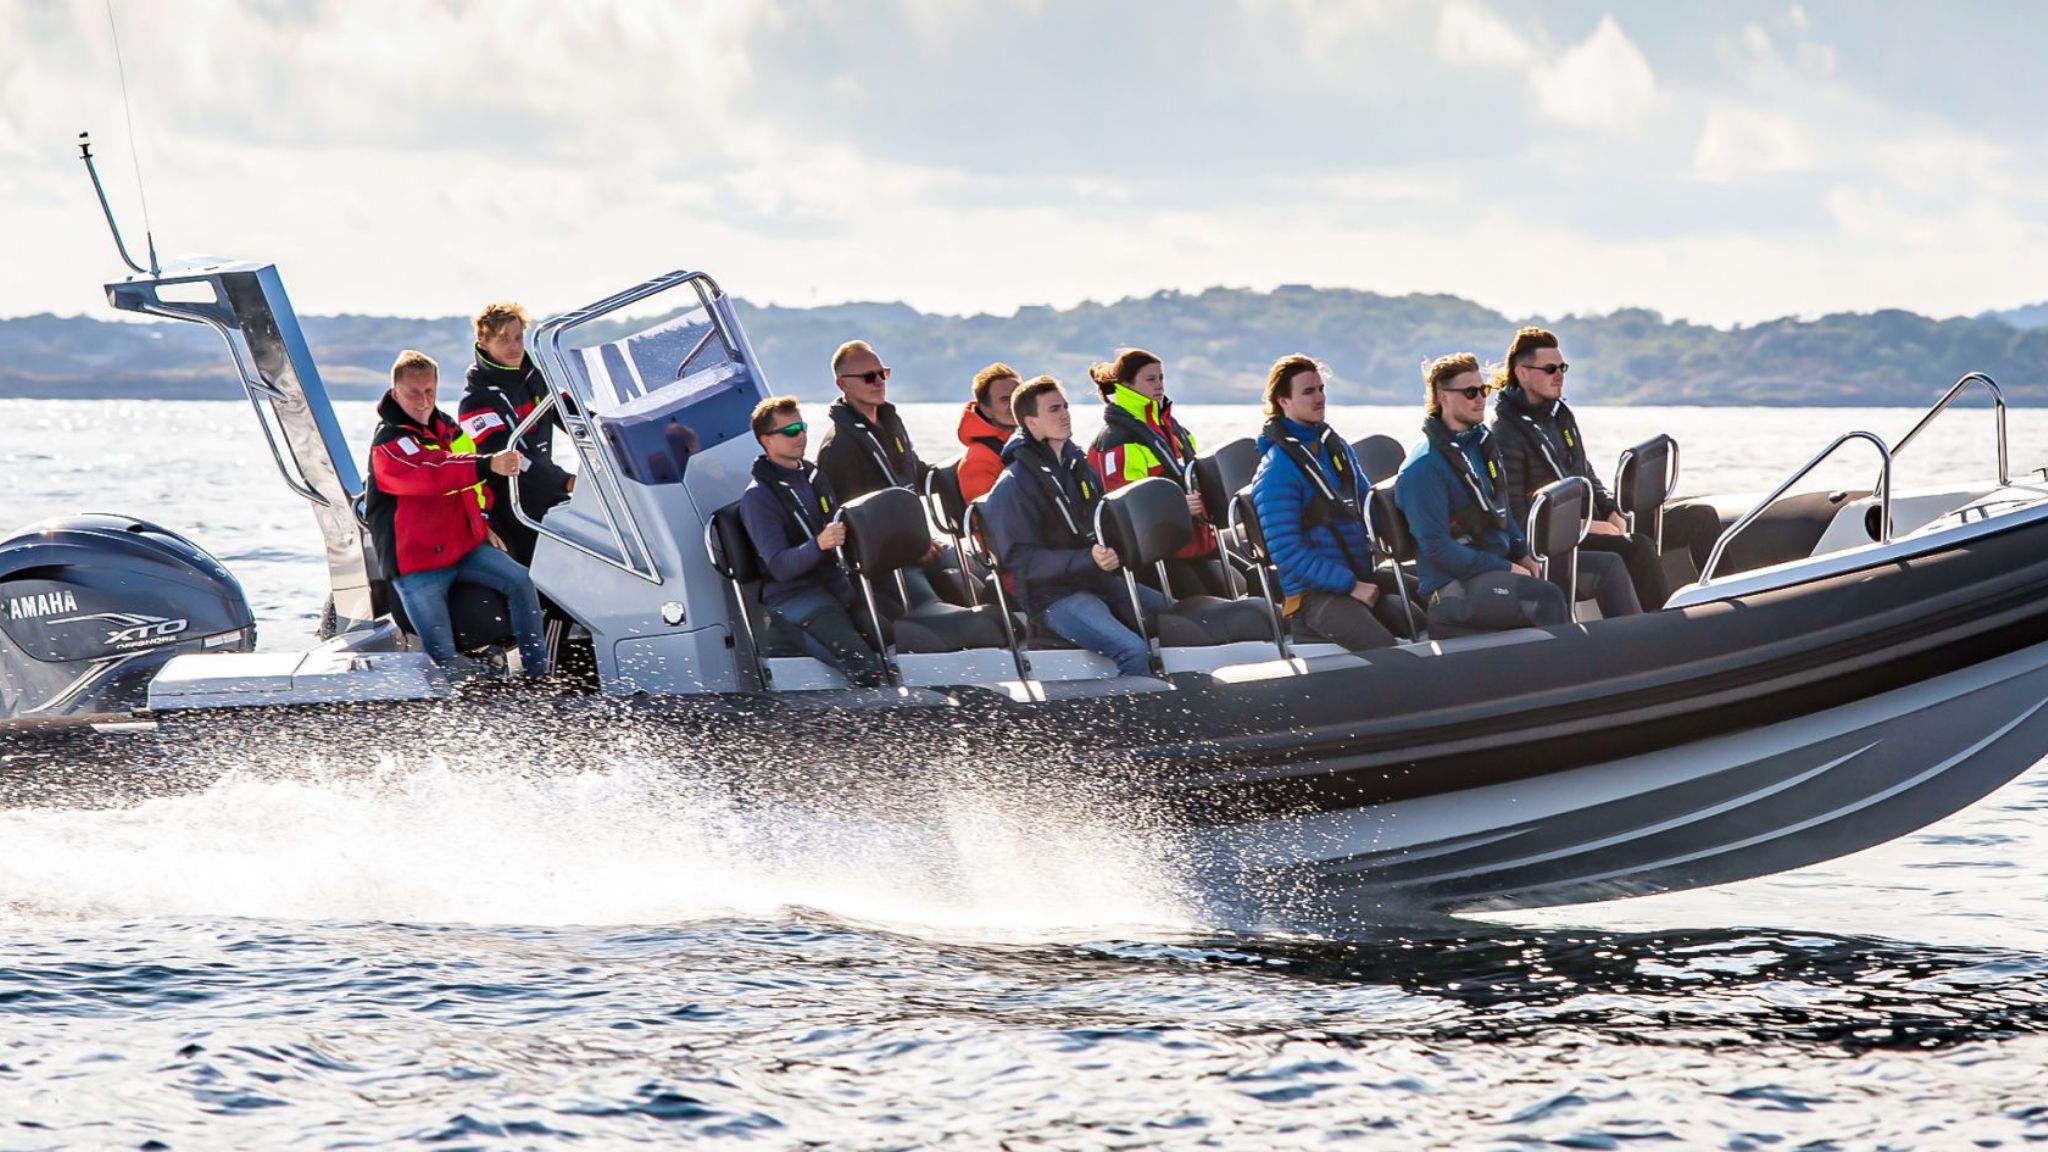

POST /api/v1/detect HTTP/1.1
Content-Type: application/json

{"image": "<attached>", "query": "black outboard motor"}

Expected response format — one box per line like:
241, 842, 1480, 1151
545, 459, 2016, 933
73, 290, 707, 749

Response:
0, 515, 255, 726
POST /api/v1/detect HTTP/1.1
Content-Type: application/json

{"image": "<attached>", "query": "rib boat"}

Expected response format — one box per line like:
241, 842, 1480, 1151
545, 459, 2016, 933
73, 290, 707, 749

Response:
5, 167, 2047, 918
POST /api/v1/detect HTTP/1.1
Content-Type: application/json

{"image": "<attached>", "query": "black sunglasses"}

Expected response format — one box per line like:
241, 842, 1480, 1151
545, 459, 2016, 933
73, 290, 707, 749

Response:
1523, 362, 1569, 376
772, 421, 806, 438
1438, 384, 1493, 401
837, 367, 891, 385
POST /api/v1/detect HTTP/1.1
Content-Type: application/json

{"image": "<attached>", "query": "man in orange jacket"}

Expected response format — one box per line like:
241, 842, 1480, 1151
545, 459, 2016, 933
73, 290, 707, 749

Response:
955, 362, 1019, 502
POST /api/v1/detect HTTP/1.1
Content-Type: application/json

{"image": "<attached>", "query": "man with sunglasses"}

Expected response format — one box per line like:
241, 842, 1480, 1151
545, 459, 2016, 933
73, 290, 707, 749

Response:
1395, 353, 1578, 633
1491, 326, 1718, 608
817, 339, 949, 606
737, 395, 888, 688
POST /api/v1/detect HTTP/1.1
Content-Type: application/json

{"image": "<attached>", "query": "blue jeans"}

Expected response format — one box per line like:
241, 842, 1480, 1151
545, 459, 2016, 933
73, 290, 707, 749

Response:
393, 544, 550, 677
1039, 583, 1169, 677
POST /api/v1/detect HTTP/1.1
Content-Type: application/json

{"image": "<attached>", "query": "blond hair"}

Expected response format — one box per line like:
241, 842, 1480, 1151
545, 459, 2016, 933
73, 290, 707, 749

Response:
472, 301, 529, 343
830, 339, 877, 376
390, 349, 438, 385
1422, 352, 1482, 419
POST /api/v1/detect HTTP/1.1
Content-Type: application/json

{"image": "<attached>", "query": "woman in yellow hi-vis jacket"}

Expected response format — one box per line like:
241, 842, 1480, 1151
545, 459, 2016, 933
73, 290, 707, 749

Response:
1085, 348, 1235, 599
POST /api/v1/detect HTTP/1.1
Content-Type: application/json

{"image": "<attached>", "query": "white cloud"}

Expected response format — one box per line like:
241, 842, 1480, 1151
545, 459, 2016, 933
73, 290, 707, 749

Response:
1435, 2, 1533, 68
1532, 15, 1659, 132
1692, 102, 1816, 181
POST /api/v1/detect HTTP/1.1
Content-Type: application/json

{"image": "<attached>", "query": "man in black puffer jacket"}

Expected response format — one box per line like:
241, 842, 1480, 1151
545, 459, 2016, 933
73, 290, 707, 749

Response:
457, 302, 575, 565
1490, 327, 1718, 608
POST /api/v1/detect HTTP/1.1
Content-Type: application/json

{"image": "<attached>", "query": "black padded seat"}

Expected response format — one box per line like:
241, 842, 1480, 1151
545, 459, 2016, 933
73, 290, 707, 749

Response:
1526, 476, 1594, 615
840, 487, 1010, 657
1353, 434, 1407, 486
377, 575, 514, 655
925, 459, 970, 538
1192, 438, 1261, 530
705, 501, 806, 661
1096, 477, 1276, 650
1614, 433, 1704, 592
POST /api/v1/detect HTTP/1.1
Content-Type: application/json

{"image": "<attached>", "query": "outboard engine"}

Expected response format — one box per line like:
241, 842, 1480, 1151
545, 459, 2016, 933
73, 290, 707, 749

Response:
0, 515, 255, 726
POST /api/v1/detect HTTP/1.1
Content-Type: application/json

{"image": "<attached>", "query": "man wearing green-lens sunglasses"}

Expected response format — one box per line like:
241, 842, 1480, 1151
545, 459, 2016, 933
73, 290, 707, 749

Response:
736, 396, 888, 687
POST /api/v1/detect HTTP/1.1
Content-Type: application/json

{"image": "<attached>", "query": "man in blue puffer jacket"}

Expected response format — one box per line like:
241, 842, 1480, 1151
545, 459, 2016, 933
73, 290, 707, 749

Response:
1248, 354, 1403, 650
1394, 352, 1576, 633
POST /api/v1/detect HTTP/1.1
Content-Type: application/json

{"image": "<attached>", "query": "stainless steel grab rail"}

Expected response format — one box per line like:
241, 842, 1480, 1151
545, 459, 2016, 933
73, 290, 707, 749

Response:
1700, 430, 1892, 584
506, 391, 661, 584
512, 270, 739, 585
1888, 372, 2008, 488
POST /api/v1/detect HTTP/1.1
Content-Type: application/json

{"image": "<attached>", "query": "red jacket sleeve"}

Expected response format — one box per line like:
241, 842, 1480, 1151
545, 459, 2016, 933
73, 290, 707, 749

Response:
372, 435, 489, 497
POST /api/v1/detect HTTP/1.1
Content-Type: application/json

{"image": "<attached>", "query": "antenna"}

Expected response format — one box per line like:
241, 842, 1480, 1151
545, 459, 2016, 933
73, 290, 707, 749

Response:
78, 132, 152, 277
104, 0, 157, 275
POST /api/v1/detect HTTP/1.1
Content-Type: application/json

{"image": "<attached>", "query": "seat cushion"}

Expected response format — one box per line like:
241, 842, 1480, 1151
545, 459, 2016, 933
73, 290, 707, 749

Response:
893, 602, 1011, 654
1160, 595, 1272, 646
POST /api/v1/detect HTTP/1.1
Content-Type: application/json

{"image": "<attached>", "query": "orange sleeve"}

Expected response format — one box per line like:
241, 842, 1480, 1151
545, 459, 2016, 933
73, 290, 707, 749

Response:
958, 447, 1004, 503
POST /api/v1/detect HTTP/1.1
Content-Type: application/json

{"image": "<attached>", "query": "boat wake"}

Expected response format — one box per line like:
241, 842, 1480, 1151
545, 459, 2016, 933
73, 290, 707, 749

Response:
0, 736, 1202, 939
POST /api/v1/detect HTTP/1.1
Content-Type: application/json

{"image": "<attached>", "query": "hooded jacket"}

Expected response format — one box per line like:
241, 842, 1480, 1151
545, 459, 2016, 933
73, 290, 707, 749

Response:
1491, 384, 1618, 525
1393, 420, 1531, 597
817, 397, 929, 504
1088, 382, 1215, 559
365, 390, 493, 579
954, 401, 1012, 503
458, 348, 574, 563
983, 431, 1120, 613
1249, 417, 1375, 598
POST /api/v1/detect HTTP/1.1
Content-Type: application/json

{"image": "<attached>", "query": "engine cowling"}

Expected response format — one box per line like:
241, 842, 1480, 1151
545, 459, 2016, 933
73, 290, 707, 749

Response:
0, 515, 255, 726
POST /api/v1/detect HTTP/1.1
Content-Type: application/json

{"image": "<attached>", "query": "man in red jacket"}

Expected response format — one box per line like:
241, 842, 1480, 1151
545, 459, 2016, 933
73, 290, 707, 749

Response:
365, 350, 550, 677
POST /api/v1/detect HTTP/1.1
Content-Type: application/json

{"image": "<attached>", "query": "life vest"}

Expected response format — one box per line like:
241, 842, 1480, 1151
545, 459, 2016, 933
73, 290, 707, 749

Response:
1422, 416, 1512, 542
1261, 418, 1372, 577
1015, 437, 1102, 548
751, 455, 842, 582
828, 401, 915, 490
1494, 388, 1589, 488
1094, 384, 1198, 487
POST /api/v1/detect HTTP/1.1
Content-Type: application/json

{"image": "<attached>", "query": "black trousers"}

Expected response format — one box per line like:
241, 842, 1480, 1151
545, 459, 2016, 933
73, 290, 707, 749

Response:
1578, 532, 1662, 609
1428, 570, 1571, 633
1291, 588, 1399, 650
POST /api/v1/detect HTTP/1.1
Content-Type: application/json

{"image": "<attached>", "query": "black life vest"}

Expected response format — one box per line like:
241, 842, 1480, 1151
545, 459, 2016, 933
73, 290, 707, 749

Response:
751, 456, 843, 580
1262, 418, 1371, 574
829, 401, 914, 490
1495, 388, 1589, 488
1015, 437, 1102, 547
1422, 416, 1512, 541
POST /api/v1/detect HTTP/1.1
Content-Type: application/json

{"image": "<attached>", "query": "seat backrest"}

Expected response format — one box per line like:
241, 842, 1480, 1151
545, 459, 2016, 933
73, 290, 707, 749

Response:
1230, 487, 1270, 563
707, 500, 764, 584
840, 486, 932, 577
961, 499, 1001, 570
1192, 439, 1260, 527
1353, 434, 1407, 486
1097, 476, 1194, 568
1526, 476, 1591, 562
1614, 434, 1677, 527
1368, 481, 1415, 563
926, 457, 969, 537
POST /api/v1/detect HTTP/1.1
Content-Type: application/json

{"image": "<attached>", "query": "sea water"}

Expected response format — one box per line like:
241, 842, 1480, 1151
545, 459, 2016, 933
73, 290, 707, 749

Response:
3, 398, 2047, 1149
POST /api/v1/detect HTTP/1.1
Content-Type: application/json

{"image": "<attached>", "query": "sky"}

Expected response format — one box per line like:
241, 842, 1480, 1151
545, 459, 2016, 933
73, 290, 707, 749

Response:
4, 0, 2046, 326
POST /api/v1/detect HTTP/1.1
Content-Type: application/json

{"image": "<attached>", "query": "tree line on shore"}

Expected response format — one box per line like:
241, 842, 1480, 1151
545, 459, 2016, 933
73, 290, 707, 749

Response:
4, 286, 2043, 406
